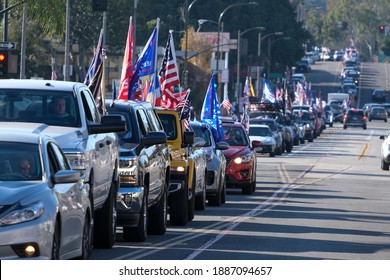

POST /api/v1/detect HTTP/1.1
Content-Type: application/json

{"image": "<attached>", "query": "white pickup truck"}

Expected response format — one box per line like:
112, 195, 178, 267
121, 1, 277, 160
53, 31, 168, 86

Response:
0, 79, 125, 249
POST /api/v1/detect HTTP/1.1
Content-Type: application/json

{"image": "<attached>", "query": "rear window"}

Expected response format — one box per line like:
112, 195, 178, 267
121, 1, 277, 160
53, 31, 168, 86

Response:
347, 110, 363, 116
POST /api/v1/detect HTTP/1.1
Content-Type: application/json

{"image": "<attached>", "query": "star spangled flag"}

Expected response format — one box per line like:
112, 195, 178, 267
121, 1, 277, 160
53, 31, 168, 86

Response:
262, 79, 276, 104
176, 89, 191, 130
159, 31, 181, 109
51, 66, 57, 80
84, 29, 104, 86
118, 17, 134, 100
243, 76, 251, 97
128, 19, 159, 100
84, 29, 106, 114
201, 74, 224, 142
221, 92, 231, 111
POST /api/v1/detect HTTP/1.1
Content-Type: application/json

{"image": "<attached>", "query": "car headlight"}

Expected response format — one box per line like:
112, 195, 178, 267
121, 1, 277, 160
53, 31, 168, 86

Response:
233, 153, 252, 164
66, 152, 88, 171
0, 201, 44, 226
119, 156, 138, 184
306, 124, 311, 128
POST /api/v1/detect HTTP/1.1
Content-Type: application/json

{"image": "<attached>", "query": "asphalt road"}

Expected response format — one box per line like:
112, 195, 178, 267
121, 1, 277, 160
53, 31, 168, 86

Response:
90, 61, 390, 260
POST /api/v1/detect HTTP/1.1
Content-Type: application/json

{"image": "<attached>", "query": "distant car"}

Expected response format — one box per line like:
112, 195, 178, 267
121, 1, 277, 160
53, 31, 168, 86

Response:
362, 103, 382, 117
248, 124, 276, 157
295, 59, 311, 73
368, 106, 388, 122
343, 108, 367, 129
249, 117, 283, 155
293, 109, 314, 142
379, 132, 390, 170
0, 131, 92, 259
190, 121, 229, 206
222, 121, 260, 194
372, 88, 387, 102
381, 103, 390, 116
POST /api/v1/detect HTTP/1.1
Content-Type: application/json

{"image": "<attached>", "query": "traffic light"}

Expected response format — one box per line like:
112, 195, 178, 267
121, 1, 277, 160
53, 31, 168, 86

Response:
0, 51, 8, 77
379, 25, 385, 33
213, 75, 219, 90
92, 0, 107, 12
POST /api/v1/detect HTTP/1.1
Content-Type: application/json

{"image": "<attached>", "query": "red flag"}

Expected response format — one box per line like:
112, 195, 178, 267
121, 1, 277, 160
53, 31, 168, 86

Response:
118, 17, 134, 100
159, 31, 180, 109
51, 67, 57, 80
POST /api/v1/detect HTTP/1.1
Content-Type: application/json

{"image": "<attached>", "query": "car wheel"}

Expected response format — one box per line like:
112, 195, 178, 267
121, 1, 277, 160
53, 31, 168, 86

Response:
343, 125, 347, 129
51, 219, 60, 260
300, 138, 305, 144
169, 179, 188, 226
208, 175, 222, 207
270, 151, 275, 157
149, 187, 168, 235
195, 176, 206, 211
188, 174, 196, 221
123, 192, 148, 242
242, 183, 254, 194
385, 119, 388, 123
221, 176, 227, 204
93, 180, 117, 249
78, 212, 93, 259
363, 125, 367, 130
381, 159, 389, 171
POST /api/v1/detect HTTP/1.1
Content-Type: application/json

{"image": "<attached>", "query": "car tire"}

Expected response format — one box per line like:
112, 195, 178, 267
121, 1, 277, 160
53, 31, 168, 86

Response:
363, 125, 367, 130
381, 159, 389, 171
93, 180, 117, 249
270, 151, 275, 157
78, 212, 93, 259
195, 177, 206, 211
208, 175, 222, 207
300, 138, 305, 144
343, 125, 347, 129
242, 183, 254, 194
51, 219, 60, 260
188, 175, 196, 221
149, 188, 167, 235
221, 176, 227, 204
123, 192, 148, 242
169, 179, 188, 226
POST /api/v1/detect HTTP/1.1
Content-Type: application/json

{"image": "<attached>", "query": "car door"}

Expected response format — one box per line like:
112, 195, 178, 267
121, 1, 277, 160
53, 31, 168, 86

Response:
47, 141, 84, 254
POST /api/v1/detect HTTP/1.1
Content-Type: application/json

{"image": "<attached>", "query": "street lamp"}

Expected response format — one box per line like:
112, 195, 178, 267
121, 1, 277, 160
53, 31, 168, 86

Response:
266, 33, 287, 79
197, 19, 218, 32
184, 0, 202, 89
216, 2, 259, 100
236, 26, 265, 105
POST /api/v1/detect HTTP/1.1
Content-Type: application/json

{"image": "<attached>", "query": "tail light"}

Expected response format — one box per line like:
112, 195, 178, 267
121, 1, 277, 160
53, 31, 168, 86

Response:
362, 116, 367, 121
344, 115, 348, 121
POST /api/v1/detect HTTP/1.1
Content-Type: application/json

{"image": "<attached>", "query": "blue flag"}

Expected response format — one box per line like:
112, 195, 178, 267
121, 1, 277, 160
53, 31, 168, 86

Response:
262, 79, 276, 104
200, 74, 224, 142
128, 21, 159, 100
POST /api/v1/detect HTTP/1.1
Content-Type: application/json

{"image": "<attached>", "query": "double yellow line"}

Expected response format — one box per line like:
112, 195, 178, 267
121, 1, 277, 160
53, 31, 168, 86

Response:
358, 143, 370, 160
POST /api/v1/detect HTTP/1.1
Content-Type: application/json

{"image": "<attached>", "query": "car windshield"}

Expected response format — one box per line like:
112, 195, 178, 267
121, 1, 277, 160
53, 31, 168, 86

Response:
158, 114, 177, 140
0, 142, 42, 181
0, 89, 80, 127
222, 126, 248, 146
191, 125, 212, 147
249, 126, 272, 137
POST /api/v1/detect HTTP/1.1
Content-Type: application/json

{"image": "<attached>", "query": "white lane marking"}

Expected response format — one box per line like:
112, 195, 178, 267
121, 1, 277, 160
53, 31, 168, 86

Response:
184, 165, 314, 260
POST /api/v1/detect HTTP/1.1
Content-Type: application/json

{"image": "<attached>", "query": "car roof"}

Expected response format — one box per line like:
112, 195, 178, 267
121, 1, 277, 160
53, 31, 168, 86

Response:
0, 79, 85, 91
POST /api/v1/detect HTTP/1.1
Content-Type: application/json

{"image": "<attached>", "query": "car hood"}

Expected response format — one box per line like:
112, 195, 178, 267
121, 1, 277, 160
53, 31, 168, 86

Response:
222, 146, 250, 159
0, 182, 47, 205
0, 122, 84, 150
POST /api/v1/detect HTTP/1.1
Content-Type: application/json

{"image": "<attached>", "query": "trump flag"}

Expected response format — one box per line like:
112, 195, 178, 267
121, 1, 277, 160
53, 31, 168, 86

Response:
201, 74, 224, 142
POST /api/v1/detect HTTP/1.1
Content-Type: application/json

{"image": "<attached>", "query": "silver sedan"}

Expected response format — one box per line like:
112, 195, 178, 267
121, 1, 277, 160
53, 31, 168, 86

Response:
0, 131, 92, 259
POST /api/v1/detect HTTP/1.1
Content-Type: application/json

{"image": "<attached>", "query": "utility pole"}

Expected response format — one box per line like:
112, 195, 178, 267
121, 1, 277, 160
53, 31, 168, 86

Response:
64, 0, 70, 81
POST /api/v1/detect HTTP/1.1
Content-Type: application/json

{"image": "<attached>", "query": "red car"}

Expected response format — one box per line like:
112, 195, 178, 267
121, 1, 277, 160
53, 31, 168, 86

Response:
222, 121, 261, 194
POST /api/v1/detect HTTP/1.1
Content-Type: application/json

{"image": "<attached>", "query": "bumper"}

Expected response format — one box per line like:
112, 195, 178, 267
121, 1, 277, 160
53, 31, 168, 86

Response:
116, 185, 144, 227
0, 216, 54, 259
225, 162, 254, 187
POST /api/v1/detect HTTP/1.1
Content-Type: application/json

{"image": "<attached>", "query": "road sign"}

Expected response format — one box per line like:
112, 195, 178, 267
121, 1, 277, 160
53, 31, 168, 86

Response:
0, 42, 16, 49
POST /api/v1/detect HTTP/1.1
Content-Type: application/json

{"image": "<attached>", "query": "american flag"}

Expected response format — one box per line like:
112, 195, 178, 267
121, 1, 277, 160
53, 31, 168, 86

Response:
51, 67, 57, 80
221, 93, 231, 111
176, 89, 191, 130
159, 31, 181, 109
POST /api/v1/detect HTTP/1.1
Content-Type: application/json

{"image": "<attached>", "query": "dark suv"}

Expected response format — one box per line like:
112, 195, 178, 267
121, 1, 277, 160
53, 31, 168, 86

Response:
343, 109, 367, 130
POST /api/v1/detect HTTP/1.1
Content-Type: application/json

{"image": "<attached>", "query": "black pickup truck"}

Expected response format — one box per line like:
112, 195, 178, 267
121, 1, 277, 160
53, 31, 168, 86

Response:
106, 99, 171, 242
